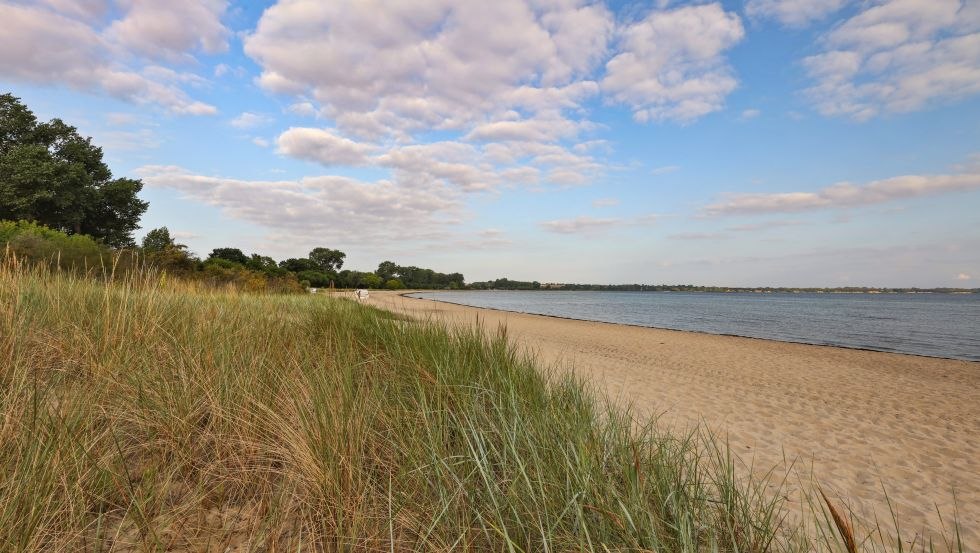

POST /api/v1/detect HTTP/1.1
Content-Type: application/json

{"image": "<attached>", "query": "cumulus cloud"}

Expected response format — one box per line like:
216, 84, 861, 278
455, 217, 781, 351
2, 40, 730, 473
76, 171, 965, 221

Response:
601, 3, 744, 122
237, 0, 753, 203
275, 131, 599, 190
955, 272, 972, 281
276, 127, 377, 166
244, 1, 613, 137
244, 0, 742, 144
540, 216, 622, 234
465, 112, 586, 143
592, 197, 620, 207
803, 0, 980, 119
0, 2, 221, 115
230, 112, 273, 129
138, 165, 461, 244
746, 0, 849, 27
39, 0, 109, 21
704, 172, 980, 215
287, 102, 317, 117
106, 0, 228, 61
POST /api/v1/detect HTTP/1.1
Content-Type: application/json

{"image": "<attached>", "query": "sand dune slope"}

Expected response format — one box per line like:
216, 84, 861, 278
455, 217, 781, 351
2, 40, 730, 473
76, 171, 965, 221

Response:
365, 291, 980, 547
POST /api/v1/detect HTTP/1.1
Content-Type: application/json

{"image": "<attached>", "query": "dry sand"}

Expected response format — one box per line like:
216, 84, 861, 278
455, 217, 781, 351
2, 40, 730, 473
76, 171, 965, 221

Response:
363, 290, 980, 547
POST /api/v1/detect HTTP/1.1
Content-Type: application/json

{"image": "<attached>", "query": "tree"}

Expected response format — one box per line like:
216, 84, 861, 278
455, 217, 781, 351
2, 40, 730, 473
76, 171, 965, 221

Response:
142, 227, 184, 253
279, 257, 315, 273
0, 94, 148, 247
297, 270, 333, 287
309, 247, 345, 272
385, 278, 405, 290
363, 273, 383, 289
141, 226, 196, 273
208, 248, 249, 266
246, 254, 283, 275
376, 260, 398, 281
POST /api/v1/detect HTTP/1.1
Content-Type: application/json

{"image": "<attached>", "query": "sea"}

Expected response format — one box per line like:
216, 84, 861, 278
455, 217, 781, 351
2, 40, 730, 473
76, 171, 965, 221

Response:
407, 290, 980, 362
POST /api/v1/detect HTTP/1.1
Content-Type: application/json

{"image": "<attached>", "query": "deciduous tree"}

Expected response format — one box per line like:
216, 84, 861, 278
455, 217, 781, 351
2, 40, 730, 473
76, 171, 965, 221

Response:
0, 94, 148, 247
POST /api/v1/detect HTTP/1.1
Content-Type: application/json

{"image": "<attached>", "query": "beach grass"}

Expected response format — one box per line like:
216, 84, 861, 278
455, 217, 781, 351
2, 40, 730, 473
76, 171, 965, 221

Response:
0, 256, 961, 552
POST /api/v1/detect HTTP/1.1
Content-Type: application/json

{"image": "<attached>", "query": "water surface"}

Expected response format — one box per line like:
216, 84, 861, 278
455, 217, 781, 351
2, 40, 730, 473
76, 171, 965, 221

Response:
408, 290, 980, 361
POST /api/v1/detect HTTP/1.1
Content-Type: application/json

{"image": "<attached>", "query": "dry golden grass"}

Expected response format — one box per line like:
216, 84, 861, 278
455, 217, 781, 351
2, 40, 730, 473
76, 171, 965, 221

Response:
0, 257, 963, 552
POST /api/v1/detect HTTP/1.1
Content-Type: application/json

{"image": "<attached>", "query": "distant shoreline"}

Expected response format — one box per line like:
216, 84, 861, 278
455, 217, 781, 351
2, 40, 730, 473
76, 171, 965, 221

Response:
401, 290, 980, 363
442, 287, 980, 294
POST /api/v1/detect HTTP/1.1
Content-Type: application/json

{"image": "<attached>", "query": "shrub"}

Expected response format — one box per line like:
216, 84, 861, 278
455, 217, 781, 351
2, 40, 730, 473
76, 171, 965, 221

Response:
0, 219, 111, 271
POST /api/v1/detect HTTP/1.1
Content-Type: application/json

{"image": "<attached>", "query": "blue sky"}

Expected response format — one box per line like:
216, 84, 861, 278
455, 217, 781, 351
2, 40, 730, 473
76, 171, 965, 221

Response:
2, 0, 979, 286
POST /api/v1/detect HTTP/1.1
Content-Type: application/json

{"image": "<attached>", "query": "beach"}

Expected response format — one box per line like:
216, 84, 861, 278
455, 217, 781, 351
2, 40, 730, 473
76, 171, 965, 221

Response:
366, 290, 980, 545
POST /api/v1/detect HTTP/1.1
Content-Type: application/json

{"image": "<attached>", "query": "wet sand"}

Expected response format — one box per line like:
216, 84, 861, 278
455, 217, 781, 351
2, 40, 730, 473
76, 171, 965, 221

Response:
364, 290, 980, 546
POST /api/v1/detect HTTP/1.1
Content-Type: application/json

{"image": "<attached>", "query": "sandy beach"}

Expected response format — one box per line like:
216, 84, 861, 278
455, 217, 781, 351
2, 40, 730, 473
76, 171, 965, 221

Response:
365, 290, 980, 546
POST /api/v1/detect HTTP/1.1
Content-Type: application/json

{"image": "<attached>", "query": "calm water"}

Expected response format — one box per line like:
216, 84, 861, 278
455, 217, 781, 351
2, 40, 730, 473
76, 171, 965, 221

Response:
408, 290, 980, 361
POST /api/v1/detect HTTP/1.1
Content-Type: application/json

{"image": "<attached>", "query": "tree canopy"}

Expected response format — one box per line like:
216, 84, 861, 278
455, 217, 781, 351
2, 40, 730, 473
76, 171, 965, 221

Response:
309, 247, 345, 272
0, 93, 148, 247
208, 248, 249, 266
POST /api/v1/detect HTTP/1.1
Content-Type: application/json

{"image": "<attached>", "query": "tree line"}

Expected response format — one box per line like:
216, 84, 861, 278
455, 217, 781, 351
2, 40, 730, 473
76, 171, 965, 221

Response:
1, 93, 466, 292
143, 226, 465, 290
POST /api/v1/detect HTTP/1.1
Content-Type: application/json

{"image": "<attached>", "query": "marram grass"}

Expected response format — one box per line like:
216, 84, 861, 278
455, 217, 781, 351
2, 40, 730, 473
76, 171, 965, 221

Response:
0, 257, 961, 552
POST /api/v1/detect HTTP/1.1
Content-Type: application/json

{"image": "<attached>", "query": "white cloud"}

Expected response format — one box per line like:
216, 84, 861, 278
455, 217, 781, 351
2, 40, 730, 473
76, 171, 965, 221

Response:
272, 129, 598, 191
704, 172, 980, 215
243, 0, 740, 149
540, 216, 621, 234
39, 0, 108, 21
244, 1, 613, 138
213, 63, 245, 79
465, 112, 586, 143
233, 0, 758, 206
726, 219, 803, 232
252, 137, 270, 148
740, 108, 761, 120
231, 112, 273, 129
803, 0, 980, 119
105, 112, 139, 126
0, 3, 219, 115
138, 165, 461, 245
454, 228, 514, 248
105, 0, 229, 62
955, 272, 972, 281
287, 101, 317, 117
376, 142, 494, 191
601, 3, 744, 123
668, 232, 728, 240
651, 164, 680, 175
94, 127, 160, 152
592, 197, 620, 207
276, 127, 377, 167
746, 0, 849, 27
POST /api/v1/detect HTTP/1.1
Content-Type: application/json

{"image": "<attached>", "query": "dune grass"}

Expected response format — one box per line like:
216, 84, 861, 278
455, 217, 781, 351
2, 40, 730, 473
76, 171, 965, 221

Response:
0, 256, 962, 552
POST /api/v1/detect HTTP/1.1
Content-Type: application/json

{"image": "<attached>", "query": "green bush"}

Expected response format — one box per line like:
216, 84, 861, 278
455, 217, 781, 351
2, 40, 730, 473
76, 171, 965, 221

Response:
0, 219, 112, 271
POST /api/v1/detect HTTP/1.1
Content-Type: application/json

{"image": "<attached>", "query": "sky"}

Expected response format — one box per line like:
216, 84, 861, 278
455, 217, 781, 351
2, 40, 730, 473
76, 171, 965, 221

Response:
1, 0, 979, 287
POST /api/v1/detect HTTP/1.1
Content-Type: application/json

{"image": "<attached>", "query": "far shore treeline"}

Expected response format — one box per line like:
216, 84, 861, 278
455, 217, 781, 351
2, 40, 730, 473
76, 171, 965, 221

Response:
469, 278, 979, 294
2, 92, 977, 295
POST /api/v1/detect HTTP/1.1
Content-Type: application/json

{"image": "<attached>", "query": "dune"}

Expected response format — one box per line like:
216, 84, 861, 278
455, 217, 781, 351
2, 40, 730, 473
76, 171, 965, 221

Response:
366, 290, 980, 546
